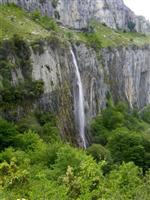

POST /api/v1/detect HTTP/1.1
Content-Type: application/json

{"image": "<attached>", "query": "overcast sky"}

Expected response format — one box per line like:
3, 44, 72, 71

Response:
124, 0, 150, 21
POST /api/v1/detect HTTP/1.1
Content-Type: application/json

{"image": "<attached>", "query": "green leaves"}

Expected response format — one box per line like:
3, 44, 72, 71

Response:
0, 119, 18, 150
0, 102, 150, 198
108, 128, 145, 167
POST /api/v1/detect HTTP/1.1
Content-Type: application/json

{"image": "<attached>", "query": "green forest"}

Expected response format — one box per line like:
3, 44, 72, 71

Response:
0, 101, 150, 199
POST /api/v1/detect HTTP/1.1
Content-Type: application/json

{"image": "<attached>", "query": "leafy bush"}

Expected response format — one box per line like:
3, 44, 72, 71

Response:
102, 107, 125, 130
85, 33, 102, 50
31, 10, 58, 31
16, 114, 41, 133
128, 21, 136, 32
0, 119, 18, 150
41, 122, 60, 143
15, 130, 44, 152
87, 143, 111, 162
140, 105, 150, 123
1, 80, 44, 105
35, 111, 57, 126
51, 0, 59, 8
108, 128, 146, 168
0, 92, 150, 199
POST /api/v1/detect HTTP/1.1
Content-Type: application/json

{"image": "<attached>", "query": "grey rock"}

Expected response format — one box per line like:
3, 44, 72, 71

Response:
1, 0, 150, 33
7, 42, 150, 144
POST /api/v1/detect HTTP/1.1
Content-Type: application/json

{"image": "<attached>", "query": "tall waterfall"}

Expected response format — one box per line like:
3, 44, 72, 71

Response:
71, 49, 86, 149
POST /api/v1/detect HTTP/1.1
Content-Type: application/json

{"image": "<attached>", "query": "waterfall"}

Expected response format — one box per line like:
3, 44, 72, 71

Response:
70, 48, 86, 149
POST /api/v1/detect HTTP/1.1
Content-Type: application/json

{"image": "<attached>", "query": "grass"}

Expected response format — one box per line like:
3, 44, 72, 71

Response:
62, 23, 150, 48
0, 4, 150, 48
0, 4, 50, 42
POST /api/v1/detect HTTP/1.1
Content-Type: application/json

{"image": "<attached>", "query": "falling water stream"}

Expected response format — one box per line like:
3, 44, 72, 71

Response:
70, 49, 86, 149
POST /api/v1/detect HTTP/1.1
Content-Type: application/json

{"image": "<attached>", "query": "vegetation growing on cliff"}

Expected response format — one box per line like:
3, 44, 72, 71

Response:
1, 4, 150, 48
0, 35, 44, 110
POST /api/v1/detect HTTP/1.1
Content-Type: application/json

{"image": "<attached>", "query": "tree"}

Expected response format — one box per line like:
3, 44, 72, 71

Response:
0, 119, 18, 150
108, 128, 145, 168
128, 21, 136, 32
87, 144, 111, 162
102, 162, 143, 199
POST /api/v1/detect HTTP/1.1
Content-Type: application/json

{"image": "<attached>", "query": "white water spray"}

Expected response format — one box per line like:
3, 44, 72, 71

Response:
71, 49, 86, 148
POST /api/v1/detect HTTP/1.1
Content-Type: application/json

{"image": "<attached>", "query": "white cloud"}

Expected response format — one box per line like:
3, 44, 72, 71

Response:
124, 0, 150, 21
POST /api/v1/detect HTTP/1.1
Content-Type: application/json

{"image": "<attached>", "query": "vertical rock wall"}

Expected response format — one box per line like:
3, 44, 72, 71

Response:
1, 0, 150, 33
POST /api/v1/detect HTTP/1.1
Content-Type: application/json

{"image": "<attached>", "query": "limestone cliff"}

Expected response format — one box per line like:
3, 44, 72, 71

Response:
1, 0, 150, 34
2, 40, 150, 145
1, 1, 150, 147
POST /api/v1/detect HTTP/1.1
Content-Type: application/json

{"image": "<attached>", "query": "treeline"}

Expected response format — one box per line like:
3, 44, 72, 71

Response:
0, 102, 150, 199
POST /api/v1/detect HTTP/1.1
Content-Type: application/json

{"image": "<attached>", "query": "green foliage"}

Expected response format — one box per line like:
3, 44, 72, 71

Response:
102, 162, 143, 200
0, 119, 18, 150
52, 145, 88, 178
31, 10, 58, 31
87, 143, 111, 162
16, 114, 41, 133
128, 21, 136, 32
90, 102, 150, 170
0, 159, 29, 189
36, 111, 57, 126
51, 0, 59, 8
0, 4, 49, 41
0, 35, 31, 84
140, 105, 150, 123
41, 122, 61, 143
1, 80, 44, 105
102, 106, 125, 129
0, 117, 150, 199
76, 22, 150, 48
0, 35, 32, 94
84, 32, 102, 50
16, 130, 44, 152
108, 128, 146, 168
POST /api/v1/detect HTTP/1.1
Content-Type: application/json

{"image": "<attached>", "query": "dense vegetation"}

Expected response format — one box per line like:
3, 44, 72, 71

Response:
0, 102, 150, 199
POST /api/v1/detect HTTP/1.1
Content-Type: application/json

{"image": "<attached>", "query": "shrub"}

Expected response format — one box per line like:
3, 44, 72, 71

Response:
0, 119, 18, 150
128, 21, 136, 32
16, 114, 41, 133
36, 111, 57, 126
87, 144, 111, 162
108, 128, 145, 168
1, 80, 44, 105
90, 115, 109, 145
51, 0, 59, 8
15, 130, 44, 152
31, 10, 58, 31
140, 105, 150, 123
102, 107, 125, 130
41, 122, 60, 143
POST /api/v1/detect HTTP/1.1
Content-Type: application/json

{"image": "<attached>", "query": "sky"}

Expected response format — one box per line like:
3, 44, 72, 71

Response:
124, 0, 150, 21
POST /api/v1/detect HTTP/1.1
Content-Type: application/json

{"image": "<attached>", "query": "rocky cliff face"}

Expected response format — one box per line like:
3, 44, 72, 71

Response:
4, 41, 150, 145
1, 0, 150, 34
101, 45, 150, 108
1, 1, 150, 146
3, 41, 107, 146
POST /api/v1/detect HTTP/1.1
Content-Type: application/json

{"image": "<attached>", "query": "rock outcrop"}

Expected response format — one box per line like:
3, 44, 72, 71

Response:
3, 41, 150, 144
1, 1, 150, 146
1, 0, 150, 34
